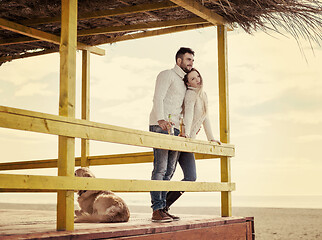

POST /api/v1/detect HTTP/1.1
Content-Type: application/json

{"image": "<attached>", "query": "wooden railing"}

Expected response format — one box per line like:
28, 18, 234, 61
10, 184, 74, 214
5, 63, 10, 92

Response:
0, 105, 235, 228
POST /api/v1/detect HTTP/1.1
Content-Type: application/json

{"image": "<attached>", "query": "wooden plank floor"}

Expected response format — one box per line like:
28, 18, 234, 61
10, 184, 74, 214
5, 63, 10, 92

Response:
0, 208, 254, 239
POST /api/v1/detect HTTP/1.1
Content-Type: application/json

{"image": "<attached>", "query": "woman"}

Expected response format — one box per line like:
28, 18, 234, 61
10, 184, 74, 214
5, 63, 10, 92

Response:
165, 68, 221, 213
183, 68, 221, 143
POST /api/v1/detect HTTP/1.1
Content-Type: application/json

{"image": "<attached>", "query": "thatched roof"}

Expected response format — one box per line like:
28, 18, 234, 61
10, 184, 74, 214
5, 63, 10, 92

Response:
0, 0, 321, 65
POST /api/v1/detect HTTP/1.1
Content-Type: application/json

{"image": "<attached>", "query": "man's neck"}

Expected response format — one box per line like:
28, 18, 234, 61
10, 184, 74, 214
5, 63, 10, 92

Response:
174, 64, 186, 78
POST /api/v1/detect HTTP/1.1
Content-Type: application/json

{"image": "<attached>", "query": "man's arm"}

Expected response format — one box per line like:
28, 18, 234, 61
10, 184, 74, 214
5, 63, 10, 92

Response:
152, 70, 172, 130
158, 119, 171, 131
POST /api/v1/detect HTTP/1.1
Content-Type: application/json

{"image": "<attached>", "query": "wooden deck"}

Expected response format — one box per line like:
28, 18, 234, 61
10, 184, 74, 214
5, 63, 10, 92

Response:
0, 208, 254, 239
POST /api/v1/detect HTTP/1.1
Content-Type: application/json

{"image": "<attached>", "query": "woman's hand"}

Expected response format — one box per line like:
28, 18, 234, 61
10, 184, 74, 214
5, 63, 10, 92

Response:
211, 139, 221, 145
179, 133, 186, 137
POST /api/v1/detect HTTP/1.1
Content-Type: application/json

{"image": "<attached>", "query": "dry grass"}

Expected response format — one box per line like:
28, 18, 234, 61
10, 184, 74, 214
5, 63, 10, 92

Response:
0, 0, 321, 64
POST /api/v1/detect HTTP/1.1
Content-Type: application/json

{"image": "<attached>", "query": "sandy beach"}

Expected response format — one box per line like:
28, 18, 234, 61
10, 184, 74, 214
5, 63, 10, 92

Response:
131, 206, 322, 240
0, 203, 321, 239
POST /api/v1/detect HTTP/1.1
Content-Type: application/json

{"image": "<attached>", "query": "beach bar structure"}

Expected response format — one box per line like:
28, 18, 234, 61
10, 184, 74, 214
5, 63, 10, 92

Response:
0, 0, 257, 239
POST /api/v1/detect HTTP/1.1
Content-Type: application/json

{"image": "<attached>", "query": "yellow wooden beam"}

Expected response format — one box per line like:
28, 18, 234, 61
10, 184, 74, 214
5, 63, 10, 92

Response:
0, 158, 62, 170
57, 0, 78, 231
0, 174, 236, 192
217, 25, 232, 217
0, 17, 59, 43
0, 17, 207, 47
0, 36, 35, 46
0, 17, 105, 56
218, 25, 230, 145
0, 152, 219, 171
0, 106, 235, 157
0, 49, 57, 64
0, 24, 212, 64
19, 1, 177, 26
169, 0, 226, 26
57, 137, 75, 231
77, 17, 208, 36
102, 23, 213, 44
81, 50, 90, 167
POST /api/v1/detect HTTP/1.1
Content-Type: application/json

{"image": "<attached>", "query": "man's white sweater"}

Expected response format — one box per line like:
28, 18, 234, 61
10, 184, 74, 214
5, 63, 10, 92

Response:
149, 64, 187, 129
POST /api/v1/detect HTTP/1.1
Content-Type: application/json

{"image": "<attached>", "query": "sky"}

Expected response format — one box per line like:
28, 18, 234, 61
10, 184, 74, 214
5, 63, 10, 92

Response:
0, 26, 321, 203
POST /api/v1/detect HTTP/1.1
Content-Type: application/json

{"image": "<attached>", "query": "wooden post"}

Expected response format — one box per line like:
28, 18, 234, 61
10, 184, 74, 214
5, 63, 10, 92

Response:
81, 50, 90, 167
217, 24, 232, 217
57, 0, 77, 231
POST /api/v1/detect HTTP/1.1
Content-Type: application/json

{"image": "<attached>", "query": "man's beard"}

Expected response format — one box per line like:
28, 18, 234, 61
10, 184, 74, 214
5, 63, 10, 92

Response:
182, 65, 192, 73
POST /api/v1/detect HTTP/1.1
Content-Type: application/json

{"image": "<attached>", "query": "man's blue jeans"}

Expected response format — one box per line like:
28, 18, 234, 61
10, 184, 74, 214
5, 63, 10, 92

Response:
149, 125, 180, 211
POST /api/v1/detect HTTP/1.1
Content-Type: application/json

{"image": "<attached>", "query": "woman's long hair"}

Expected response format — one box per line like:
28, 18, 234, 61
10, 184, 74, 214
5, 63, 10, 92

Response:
183, 68, 207, 115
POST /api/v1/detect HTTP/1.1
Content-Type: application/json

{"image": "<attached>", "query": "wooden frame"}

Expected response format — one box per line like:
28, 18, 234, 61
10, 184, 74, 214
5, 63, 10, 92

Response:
0, 17, 208, 48
0, 18, 105, 56
170, 0, 226, 25
0, 152, 221, 171
77, 17, 208, 36
217, 25, 232, 217
0, 106, 234, 156
0, 23, 213, 64
0, 174, 235, 192
81, 50, 90, 167
56, 0, 77, 230
0, 0, 234, 232
103, 23, 213, 43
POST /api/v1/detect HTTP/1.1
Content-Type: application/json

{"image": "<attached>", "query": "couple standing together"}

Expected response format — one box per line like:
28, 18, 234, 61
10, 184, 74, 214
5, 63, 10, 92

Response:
149, 47, 221, 222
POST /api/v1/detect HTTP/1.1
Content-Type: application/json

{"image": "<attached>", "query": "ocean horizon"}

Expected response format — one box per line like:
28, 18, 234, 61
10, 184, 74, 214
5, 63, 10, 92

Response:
1, 193, 321, 209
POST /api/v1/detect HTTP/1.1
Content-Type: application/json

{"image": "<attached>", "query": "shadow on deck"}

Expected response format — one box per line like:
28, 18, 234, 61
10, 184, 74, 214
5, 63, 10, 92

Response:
0, 206, 254, 239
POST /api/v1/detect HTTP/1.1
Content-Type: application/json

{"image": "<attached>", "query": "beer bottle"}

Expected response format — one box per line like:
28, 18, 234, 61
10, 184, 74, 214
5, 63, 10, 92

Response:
179, 117, 185, 136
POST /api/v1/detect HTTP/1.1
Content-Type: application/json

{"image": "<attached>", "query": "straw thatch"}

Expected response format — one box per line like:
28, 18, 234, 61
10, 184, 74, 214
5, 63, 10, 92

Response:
211, 0, 322, 43
0, 0, 321, 64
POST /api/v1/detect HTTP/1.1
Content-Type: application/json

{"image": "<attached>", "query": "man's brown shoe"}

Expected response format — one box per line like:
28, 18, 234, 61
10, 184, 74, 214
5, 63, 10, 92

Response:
163, 209, 180, 221
152, 209, 173, 223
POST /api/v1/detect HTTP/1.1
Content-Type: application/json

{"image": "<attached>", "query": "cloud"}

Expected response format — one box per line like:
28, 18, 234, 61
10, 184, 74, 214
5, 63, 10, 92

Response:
274, 110, 322, 124
230, 113, 271, 137
15, 82, 54, 97
0, 53, 59, 86
87, 55, 162, 130
235, 86, 322, 117
296, 134, 322, 143
95, 93, 153, 131
90, 55, 164, 102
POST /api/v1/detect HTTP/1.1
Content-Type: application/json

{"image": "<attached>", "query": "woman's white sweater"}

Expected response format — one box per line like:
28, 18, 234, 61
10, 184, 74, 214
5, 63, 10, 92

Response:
183, 87, 215, 140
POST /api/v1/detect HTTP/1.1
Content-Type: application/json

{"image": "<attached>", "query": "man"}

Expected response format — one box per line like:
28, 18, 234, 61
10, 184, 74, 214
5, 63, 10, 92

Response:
149, 47, 194, 222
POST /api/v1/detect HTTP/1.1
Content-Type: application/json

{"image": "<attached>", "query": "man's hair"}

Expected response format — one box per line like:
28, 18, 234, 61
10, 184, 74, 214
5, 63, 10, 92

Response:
175, 47, 195, 62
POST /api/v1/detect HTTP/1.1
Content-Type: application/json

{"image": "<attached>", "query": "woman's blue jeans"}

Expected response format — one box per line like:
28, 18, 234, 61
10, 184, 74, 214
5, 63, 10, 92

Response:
149, 125, 180, 211
177, 151, 197, 182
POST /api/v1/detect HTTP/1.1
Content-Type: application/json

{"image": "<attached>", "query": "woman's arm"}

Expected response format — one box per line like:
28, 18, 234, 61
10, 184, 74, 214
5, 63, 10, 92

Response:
203, 116, 221, 144
203, 92, 221, 144
203, 115, 218, 142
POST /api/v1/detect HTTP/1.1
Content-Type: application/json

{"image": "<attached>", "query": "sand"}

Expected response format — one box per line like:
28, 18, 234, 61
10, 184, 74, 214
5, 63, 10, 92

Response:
0, 203, 321, 239
130, 205, 322, 240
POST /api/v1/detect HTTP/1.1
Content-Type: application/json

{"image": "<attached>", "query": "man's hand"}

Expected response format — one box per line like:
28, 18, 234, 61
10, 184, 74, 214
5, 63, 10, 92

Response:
158, 120, 172, 131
